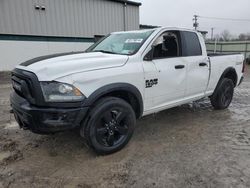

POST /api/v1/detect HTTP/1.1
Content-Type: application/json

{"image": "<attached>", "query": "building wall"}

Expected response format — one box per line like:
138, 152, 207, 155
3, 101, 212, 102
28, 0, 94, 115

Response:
126, 5, 140, 31
0, 0, 140, 71
0, 39, 93, 71
0, 0, 140, 37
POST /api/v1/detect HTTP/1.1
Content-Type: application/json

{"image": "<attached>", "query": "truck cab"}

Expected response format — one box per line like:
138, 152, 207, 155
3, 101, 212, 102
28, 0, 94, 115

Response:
142, 29, 210, 114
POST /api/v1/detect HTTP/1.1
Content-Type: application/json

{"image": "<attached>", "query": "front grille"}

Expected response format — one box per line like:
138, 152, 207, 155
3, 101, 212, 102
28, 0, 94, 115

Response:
11, 70, 36, 104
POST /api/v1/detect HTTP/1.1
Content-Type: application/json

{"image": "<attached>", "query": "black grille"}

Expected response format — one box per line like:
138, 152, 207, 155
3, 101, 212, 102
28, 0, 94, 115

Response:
11, 70, 36, 104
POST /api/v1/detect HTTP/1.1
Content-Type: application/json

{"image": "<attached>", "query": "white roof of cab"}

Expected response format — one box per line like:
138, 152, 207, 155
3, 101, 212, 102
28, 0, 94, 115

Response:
112, 27, 198, 35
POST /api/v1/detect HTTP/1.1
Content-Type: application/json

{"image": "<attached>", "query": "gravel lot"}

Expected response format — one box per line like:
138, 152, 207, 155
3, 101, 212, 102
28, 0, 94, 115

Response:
0, 66, 250, 188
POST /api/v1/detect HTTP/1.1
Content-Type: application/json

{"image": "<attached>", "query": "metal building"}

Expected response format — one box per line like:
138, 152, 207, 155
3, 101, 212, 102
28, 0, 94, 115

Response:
0, 0, 141, 71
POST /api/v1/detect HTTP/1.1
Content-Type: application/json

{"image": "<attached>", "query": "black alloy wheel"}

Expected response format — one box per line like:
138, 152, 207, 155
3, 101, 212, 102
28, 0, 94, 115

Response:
220, 82, 234, 107
82, 97, 136, 154
210, 78, 234, 110
96, 108, 130, 147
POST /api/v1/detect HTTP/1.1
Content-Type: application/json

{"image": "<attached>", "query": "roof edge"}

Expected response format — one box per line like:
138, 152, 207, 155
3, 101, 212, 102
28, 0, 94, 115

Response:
107, 0, 141, 6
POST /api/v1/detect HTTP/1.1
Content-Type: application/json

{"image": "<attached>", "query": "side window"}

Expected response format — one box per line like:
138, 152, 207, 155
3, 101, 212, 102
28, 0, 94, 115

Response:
152, 32, 180, 59
181, 31, 202, 56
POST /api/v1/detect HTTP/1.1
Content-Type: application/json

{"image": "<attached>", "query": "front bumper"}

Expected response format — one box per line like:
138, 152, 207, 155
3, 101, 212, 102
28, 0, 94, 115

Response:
10, 92, 88, 134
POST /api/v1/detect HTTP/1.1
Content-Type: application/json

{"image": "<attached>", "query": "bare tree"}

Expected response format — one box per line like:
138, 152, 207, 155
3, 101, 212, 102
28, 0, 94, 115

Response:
239, 33, 247, 41
220, 30, 231, 41
238, 33, 250, 41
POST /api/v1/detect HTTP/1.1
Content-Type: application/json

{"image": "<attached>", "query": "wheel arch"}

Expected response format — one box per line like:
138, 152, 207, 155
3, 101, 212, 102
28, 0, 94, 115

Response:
217, 67, 238, 88
84, 83, 143, 119
211, 67, 237, 99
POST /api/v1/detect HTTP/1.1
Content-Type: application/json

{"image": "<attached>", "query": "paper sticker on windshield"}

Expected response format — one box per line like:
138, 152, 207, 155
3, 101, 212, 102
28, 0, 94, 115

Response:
125, 39, 143, 43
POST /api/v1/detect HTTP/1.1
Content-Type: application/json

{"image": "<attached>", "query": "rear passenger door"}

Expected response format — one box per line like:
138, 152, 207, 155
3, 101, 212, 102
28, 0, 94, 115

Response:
180, 31, 210, 98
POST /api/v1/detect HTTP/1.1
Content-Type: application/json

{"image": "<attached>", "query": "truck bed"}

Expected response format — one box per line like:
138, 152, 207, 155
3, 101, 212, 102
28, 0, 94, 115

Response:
205, 53, 244, 96
208, 52, 242, 57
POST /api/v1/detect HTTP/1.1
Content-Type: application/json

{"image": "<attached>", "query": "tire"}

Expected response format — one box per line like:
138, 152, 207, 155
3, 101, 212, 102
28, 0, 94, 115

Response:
81, 97, 136, 155
210, 78, 234, 110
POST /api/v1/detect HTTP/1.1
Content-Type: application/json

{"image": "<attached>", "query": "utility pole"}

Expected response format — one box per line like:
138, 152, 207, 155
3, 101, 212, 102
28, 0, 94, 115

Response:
211, 27, 214, 40
193, 15, 199, 30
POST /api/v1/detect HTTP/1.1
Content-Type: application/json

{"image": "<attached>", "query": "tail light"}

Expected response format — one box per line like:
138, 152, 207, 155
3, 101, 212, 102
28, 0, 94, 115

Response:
242, 61, 245, 73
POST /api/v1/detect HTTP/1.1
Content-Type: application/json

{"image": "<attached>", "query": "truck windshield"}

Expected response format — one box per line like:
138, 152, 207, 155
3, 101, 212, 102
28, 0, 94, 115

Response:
86, 30, 155, 55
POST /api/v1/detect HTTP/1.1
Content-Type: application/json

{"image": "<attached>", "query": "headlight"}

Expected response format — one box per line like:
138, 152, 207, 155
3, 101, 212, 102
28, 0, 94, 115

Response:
40, 82, 85, 102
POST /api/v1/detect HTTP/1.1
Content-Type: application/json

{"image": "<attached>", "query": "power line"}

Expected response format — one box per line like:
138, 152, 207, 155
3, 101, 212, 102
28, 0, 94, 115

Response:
198, 15, 250, 22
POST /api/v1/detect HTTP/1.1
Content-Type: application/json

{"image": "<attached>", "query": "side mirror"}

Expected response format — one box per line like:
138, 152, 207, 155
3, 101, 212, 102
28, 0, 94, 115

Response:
143, 46, 155, 61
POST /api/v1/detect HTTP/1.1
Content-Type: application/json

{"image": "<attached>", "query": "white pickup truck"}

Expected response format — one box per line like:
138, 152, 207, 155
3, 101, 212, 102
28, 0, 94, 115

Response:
10, 27, 245, 154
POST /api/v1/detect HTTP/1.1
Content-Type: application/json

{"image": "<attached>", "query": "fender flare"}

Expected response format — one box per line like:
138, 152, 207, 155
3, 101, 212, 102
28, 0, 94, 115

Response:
84, 83, 144, 117
213, 67, 238, 96
220, 67, 238, 85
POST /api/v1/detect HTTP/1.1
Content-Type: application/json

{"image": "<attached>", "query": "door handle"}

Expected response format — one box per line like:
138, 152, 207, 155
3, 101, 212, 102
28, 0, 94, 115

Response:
199, 62, 207, 67
175, 65, 185, 69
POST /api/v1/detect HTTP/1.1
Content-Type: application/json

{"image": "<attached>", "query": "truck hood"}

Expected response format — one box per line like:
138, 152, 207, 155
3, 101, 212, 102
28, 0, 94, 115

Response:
16, 52, 129, 81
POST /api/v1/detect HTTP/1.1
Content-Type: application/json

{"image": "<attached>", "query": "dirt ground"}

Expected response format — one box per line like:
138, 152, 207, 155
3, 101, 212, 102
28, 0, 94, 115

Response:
0, 66, 250, 188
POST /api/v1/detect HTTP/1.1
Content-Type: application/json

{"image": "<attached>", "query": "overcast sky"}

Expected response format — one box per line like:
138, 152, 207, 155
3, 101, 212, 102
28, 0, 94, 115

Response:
137, 0, 250, 37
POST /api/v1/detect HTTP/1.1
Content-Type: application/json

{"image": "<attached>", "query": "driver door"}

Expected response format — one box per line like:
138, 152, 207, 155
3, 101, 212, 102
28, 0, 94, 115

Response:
143, 31, 187, 113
